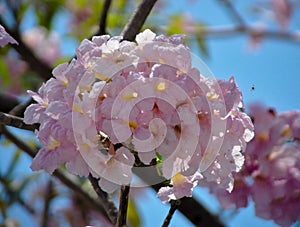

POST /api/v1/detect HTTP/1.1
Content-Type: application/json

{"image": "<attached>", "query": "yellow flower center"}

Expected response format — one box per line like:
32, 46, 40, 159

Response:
122, 92, 138, 101
172, 173, 186, 187
47, 136, 61, 150
155, 82, 166, 92
281, 125, 291, 137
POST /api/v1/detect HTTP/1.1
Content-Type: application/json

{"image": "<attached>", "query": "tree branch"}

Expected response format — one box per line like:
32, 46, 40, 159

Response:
9, 98, 34, 117
0, 112, 39, 131
96, 0, 113, 36
116, 185, 130, 227
162, 200, 180, 227
121, 0, 157, 41
0, 93, 19, 113
88, 174, 118, 224
1, 126, 37, 157
195, 25, 300, 43
41, 180, 53, 227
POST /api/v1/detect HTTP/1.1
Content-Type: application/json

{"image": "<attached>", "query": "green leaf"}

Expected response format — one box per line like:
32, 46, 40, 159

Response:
155, 152, 163, 163
196, 35, 209, 57
21, 71, 43, 91
17, 2, 31, 24
0, 138, 12, 147
194, 24, 209, 57
127, 197, 141, 227
34, 0, 66, 29
167, 15, 185, 35
155, 162, 163, 176
114, 0, 127, 11
0, 60, 11, 89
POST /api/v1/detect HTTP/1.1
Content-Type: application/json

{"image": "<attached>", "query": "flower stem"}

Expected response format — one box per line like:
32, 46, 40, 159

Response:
162, 200, 180, 227
41, 180, 54, 227
116, 185, 130, 227
88, 174, 118, 224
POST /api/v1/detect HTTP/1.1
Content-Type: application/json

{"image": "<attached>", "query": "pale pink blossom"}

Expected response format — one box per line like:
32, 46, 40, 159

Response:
22, 26, 61, 65
24, 84, 50, 124
0, 24, 18, 47
157, 172, 203, 203
272, 0, 292, 29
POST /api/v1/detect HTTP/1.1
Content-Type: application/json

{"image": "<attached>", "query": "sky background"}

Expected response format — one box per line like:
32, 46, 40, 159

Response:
1, 0, 300, 226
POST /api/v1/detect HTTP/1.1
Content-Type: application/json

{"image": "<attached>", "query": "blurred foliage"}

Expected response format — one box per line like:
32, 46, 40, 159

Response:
128, 197, 141, 227
32, 0, 66, 29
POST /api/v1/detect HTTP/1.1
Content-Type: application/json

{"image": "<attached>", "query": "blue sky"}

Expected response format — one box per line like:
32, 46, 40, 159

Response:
1, 0, 300, 226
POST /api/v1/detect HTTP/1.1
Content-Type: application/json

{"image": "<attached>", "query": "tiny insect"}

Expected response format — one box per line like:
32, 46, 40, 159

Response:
251, 85, 255, 91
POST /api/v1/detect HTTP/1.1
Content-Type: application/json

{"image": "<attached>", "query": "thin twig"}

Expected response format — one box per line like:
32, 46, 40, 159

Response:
0, 112, 39, 131
52, 171, 108, 218
16, 196, 36, 215
121, 0, 157, 41
96, 0, 113, 36
9, 98, 34, 117
1, 126, 37, 157
88, 174, 118, 224
41, 180, 53, 227
0, 93, 19, 113
195, 25, 300, 43
0, 175, 36, 215
162, 200, 180, 227
116, 185, 130, 227
133, 169, 224, 227
218, 0, 246, 27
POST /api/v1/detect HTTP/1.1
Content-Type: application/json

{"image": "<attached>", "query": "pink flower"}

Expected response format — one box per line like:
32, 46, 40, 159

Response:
31, 120, 78, 173
22, 27, 61, 65
24, 84, 50, 124
0, 24, 18, 47
272, 0, 292, 29
201, 173, 250, 210
157, 172, 203, 203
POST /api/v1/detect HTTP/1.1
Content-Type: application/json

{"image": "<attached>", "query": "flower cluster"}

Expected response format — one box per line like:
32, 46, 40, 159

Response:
205, 104, 300, 227
24, 29, 254, 198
